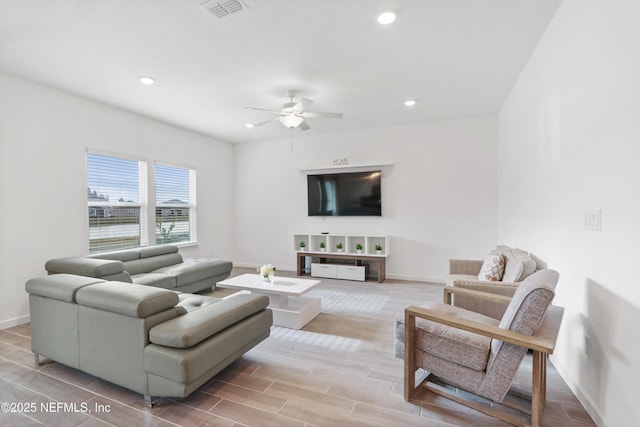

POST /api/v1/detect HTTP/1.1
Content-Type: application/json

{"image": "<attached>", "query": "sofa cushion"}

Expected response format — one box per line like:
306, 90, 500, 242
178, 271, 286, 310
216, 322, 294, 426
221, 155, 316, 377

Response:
89, 249, 139, 262
497, 247, 537, 282
513, 249, 537, 280
500, 249, 524, 282
152, 259, 232, 287
149, 294, 269, 348
131, 273, 177, 289
76, 281, 179, 318
477, 251, 505, 281
25, 274, 105, 302
528, 252, 547, 270
177, 294, 221, 312
123, 253, 183, 276
138, 245, 179, 258
400, 301, 499, 371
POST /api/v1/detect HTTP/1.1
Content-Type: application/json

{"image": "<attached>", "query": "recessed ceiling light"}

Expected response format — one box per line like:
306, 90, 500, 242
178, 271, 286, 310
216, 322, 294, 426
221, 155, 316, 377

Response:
404, 99, 417, 107
377, 10, 397, 25
138, 75, 156, 85
245, 123, 254, 128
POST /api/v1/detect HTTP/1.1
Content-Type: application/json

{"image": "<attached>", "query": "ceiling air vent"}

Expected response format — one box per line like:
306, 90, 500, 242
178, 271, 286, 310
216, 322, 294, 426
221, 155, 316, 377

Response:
199, 0, 248, 18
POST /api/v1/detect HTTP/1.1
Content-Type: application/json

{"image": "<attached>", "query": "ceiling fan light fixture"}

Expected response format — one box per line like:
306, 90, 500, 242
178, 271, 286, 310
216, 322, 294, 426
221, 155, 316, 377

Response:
245, 123, 254, 128
377, 10, 397, 25
279, 114, 304, 128
138, 75, 156, 85
404, 99, 417, 106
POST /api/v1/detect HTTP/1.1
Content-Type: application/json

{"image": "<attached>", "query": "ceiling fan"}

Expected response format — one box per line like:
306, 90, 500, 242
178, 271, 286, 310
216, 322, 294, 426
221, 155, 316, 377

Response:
244, 90, 343, 131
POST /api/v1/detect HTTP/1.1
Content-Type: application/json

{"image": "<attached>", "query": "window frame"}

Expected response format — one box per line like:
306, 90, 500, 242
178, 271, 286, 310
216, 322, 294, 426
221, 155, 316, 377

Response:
86, 150, 198, 254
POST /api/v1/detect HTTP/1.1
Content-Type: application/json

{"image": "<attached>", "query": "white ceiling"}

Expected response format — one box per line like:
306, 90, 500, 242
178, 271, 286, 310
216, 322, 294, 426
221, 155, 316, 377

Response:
0, 0, 561, 144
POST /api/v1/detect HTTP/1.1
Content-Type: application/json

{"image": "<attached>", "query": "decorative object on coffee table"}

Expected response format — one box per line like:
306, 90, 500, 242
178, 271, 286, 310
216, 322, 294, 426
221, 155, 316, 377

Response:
258, 264, 276, 282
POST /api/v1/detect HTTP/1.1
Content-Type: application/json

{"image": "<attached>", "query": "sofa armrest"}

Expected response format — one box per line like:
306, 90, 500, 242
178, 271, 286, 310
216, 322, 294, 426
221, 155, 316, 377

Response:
149, 293, 270, 348
449, 259, 484, 275
443, 286, 513, 305
45, 257, 125, 278
448, 279, 518, 320
450, 278, 520, 295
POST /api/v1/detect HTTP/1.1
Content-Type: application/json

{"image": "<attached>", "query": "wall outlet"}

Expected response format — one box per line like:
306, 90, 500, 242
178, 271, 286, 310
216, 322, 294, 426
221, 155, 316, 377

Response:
584, 210, 601, 231
584, 334, 592, 357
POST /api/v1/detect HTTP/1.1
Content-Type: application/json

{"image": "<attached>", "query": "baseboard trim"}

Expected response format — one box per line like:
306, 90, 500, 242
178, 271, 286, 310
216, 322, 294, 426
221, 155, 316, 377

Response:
552, 357, 607, 427
386, 273, 446, 284
0, 314, 30, 330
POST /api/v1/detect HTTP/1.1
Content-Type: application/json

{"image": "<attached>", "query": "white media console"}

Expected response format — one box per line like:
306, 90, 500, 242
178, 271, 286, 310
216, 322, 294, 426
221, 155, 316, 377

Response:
293, 233, 389, 282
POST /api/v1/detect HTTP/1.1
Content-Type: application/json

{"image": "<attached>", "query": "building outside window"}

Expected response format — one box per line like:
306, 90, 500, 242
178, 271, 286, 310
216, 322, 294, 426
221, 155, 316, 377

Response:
87, 152, 148, 253
155, 162, 197, 245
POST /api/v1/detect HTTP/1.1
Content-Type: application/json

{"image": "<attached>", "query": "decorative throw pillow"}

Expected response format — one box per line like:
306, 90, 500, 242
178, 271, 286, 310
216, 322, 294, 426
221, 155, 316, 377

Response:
478, 251, 506, 281
513, 249, 537, 280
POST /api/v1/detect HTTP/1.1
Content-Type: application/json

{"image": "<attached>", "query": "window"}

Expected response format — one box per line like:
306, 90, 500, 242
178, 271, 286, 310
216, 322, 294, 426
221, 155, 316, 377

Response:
155, 163, 197, 245
87, 152, 148, 253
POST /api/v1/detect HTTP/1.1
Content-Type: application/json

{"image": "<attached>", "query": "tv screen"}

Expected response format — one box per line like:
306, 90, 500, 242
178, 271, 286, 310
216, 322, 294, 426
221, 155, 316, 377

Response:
307, 171, 381, 216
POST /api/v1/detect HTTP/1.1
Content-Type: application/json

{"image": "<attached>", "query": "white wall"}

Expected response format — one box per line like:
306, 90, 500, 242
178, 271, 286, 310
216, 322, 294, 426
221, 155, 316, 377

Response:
233, 116, 498, 282
497, 1, 640, 425
0, 72, 234, 329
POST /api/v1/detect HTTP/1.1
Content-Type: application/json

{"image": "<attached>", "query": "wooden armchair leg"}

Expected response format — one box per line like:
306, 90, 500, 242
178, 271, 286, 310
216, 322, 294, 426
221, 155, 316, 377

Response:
404, 311, 417, 401
531, 351, 547, 427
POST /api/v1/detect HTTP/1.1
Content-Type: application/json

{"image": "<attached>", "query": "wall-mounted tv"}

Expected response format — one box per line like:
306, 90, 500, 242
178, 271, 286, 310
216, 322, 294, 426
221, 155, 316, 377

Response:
307, 170, 382, 216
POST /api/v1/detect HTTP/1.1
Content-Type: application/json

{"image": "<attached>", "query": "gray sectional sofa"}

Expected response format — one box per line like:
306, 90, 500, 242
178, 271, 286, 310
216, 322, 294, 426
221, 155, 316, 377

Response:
45, 245, 232, 293
26, 273, 273, 405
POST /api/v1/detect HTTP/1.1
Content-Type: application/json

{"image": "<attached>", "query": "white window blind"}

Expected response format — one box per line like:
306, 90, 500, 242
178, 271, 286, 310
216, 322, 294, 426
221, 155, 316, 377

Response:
87, 152, 148, 253
155, 163, 197, 245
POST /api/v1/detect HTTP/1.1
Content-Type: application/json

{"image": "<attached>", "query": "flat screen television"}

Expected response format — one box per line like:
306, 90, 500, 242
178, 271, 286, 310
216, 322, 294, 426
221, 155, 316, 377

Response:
307, 170, 382, 216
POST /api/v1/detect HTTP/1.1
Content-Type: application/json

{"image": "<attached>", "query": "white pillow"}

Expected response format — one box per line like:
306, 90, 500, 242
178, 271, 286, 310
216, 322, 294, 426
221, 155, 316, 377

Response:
501, 249, 524, 282
513, 249, 537, 280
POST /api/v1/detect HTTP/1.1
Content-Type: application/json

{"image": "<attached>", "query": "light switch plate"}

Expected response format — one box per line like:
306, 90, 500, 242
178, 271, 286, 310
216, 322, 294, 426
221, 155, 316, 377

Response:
584, 210, 601, 231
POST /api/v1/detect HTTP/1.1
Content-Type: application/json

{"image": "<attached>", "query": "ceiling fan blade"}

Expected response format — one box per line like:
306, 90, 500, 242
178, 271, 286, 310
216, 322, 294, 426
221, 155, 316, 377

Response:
299, 121, 311, 131
243, 106, 281, 114
252, 118, 276, 127
293, 97, 314, 112
302, 111, 343, 119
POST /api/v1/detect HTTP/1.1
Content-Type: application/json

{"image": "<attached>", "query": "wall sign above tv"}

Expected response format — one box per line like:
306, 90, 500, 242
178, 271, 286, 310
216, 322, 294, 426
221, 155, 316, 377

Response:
333, 157, 349, 166
307, 170, 382, 216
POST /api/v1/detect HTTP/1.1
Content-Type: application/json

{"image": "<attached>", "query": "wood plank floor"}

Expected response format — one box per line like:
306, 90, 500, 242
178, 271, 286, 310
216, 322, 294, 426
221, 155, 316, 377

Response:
0, 268, 596, 426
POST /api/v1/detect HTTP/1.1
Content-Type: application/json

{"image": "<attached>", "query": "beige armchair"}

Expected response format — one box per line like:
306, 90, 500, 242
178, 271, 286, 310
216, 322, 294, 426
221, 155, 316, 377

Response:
448, 247, 546, 319
402, 269, 563, 427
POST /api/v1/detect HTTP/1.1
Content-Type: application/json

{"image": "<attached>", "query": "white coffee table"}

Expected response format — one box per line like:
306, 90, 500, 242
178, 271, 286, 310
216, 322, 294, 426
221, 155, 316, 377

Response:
217, 274, 321, 329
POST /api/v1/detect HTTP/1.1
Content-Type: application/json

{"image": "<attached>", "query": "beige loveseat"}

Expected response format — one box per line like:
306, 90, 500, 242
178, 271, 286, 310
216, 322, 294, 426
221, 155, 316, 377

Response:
45, 245, 232, 294
448, 245, 547, 319
26, 274, 272, 406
